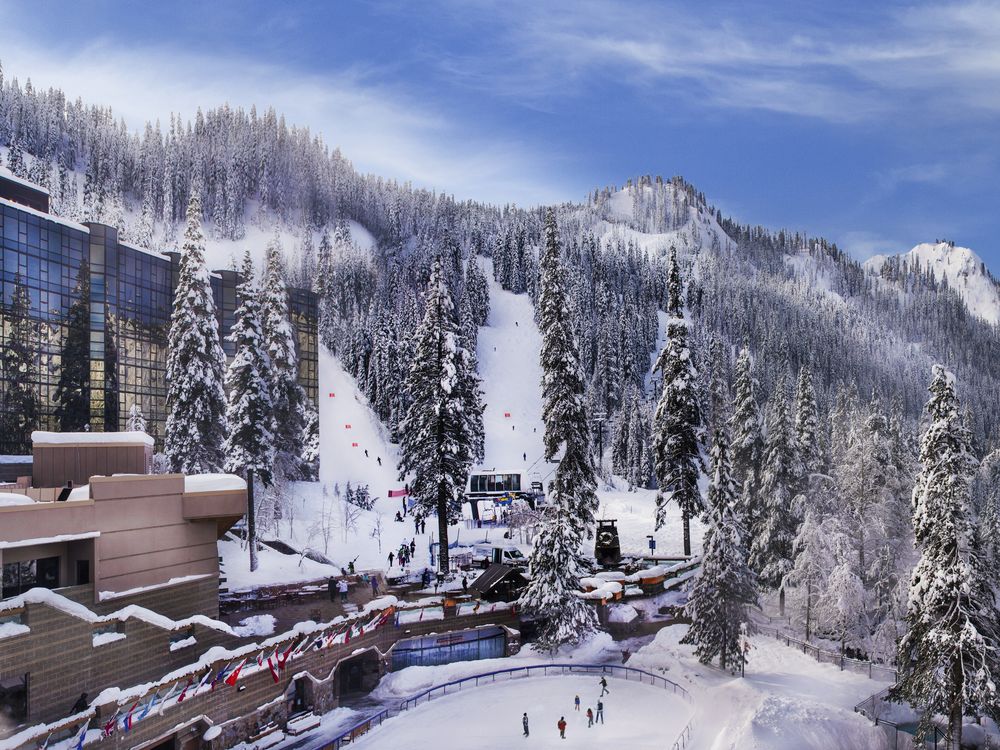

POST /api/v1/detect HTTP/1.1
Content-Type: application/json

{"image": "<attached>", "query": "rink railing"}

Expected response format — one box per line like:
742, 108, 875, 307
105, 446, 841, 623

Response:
753, 622, 899, 682
315, 663, 694, 749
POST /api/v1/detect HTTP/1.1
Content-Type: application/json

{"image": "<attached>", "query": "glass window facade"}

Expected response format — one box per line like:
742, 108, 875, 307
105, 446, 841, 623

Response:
469, 474, 522, 494
0, 192, 318, 453
391, 626, 507, 670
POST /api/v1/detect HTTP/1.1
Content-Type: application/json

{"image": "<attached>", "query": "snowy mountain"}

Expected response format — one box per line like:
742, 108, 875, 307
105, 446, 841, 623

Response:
866, 241, 1000, 325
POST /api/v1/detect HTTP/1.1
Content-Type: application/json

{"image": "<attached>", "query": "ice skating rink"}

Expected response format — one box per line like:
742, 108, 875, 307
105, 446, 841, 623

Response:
350, 674, 691, 749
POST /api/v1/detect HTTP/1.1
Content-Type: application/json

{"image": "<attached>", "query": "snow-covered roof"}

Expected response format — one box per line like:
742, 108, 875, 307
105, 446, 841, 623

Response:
0, 493, 35, 507
184, 473, 247, 493
118, 238, 172, 261
0, 531, 100, 550
0, 167, 50, 194
31, 430, 155, 447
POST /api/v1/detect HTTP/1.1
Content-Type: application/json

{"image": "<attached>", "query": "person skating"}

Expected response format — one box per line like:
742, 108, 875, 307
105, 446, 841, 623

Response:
599, 676, 609, 696
557, 717, 566, 739
586, 708, 594, 727
522, 712, 529, 737
596, 700, 604, 724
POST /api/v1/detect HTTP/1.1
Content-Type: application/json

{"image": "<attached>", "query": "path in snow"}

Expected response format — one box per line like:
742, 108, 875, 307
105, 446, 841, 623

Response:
351, 674, 690, 749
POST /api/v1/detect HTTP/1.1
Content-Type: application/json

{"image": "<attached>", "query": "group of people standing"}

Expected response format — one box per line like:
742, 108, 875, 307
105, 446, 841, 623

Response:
521, 676, 609, 740
388, 538, 417, 569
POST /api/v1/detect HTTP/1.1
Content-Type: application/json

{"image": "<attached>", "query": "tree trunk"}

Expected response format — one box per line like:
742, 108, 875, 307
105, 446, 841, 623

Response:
248, 469, 258, 572
682, 512, 691, 557
779, 586, 786, 618
438, 494, 450, 574
805, 580, 812, 641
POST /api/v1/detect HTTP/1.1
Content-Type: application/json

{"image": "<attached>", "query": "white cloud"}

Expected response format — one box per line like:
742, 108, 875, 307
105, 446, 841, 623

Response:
0, 36, 569, 207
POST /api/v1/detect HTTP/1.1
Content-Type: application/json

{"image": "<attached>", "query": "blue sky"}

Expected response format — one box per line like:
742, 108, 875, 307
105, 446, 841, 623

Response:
4, 0, 1000, 268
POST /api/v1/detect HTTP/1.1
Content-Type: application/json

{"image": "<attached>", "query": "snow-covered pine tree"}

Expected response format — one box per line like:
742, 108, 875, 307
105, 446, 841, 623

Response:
794, 364, 820, 478
783, 509, 834, 641
261, 236, 307, 479
730, 346, 763, 539
0, 276, 40, 453
816, 553, 868, 659
751, 372, 799, 616
652, 248, 704, 556
464, 255, 490, 328
397, 256, 473, 574
314, 229, 338, 352
125, 403, 147, 432
894, 365, 1000, 746
457, 289, 486, 464
223, 253, 276, 573
164, 194, 228, 474
300, 401, 320, 480
521, 209, 600, 650
682, 424, 757, 670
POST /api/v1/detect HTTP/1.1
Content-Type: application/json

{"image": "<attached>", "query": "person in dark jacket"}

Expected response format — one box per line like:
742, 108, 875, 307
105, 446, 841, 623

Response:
599, 676, 610, 696
327, 577, 337, 602
596, 700, 604, 724
71, 692, 88, 713
522, 712, 529, 737
557, 717, 567, 739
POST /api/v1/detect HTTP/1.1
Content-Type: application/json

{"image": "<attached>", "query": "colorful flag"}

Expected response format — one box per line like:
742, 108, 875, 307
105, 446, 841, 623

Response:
266, 654, 280, 683
195, 667, 214, 693
176, 678, 195, 703
101, 713, 118, 739
137, 691, 160, 721
157, 682, 180, 716
277, 640, 297, 669
121, 702, 140, 732
72, 721, 89, 750
224, 658, 247, 687
211, 662, 233, 691
37, 733, 51, 750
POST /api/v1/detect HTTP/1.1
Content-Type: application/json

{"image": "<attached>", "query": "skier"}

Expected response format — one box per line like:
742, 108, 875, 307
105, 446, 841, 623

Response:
599, 676, 609, 696
523, 452, 527, 462
574, 695, 580, 711
364, 449, 369, 458
557, 716, 566, 739
522, 712, 529, 737
348, 559, 356, 575
421, 519, 427, 534
596, 700, 604, 724
388, 551, 395, 567
586, 707, 594, 727
394, 511, 403, 522
377, 456, 382, 466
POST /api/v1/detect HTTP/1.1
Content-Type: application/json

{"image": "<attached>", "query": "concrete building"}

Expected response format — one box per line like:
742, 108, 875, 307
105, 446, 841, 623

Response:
0, 173, 318, 454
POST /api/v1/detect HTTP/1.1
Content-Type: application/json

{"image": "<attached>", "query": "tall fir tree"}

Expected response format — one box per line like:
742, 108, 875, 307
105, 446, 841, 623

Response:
652, 248, 704, 555
1, 276, 41, 452
223, 253, 276, 573
520, 209, 600, 650
751, 372, 799, 616
730, 346, 763, 542
164, 194, 228, 473
682, 424, 757, 670
54, 261, 91, 431
794, 364, 820, 479
261, 237, 307, 479
894, 366, 1000, 746
397, 256, 474, 574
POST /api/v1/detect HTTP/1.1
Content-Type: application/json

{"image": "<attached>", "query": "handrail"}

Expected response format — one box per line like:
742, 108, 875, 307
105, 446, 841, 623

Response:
753, 623, 898, 682
315, 662, 694, 749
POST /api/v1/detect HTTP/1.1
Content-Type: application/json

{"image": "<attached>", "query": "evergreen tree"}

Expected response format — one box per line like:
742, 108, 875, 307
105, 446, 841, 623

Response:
125, 403, 147, 432
1, 276, 40, 453
301, 401, 320, 479
397, 256, 473, 574
464, 255, 491, 327
751, 373, 799, 615
783, 509, 835, 641
457, 290, 486, 464
223, 253, 276, 573
653, 249, 704, 555
794, 364, 820, 478
261, 236, 307, 478
164, 194, 228, 473
894, 366, 1000, 746
54, 261, 91, 431
682, 424, 757, 670
730, 346, 763, 540
520, 210, 600, 650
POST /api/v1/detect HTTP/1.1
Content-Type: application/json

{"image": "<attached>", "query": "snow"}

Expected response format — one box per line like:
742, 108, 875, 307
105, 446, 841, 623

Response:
347, 220, 376, 252
0, 455, 33, 463
0, 531, 100, 550
98, 573, 215, 602
0, 493, 35, 506
233, 614, 277, 638
0, 165, 50, 194
30, 430, 154, 446
203, 726, 222, 741
169, 636, 197, 652
354, 673, 690, 749
0, 196, 88, 233
92, 631, 126, 647
0, 622, 29, 639
866, 241, 1000, 325
184, 473, 247, 493
68, 485, 90, 500
607, 604, 639, 624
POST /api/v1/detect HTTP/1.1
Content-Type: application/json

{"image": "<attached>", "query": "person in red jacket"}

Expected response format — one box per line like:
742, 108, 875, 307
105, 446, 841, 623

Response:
557, 716, 567, 739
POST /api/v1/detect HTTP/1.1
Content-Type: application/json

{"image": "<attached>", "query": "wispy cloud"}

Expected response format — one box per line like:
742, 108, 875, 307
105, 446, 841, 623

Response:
0, 35, 568, 207
431, 0, 1000, 123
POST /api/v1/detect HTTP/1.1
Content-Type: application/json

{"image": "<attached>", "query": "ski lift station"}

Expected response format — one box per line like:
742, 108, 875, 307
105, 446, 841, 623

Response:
464, 469, 544, 522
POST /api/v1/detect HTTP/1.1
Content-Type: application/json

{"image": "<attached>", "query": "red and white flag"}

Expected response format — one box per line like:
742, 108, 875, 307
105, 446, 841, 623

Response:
224, 658, 247, 687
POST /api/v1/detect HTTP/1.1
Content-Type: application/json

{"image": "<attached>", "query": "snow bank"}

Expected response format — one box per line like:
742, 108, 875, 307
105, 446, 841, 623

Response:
730, 694, 889, 749
98, 573, 215, 602
31, 430, 154, 446
0, 622, 29, 639
608, 604, 639, 623
0, 493, 34, 506
184, 473, 247, 493
233, 614, 277, 638
92, 631, 126, 647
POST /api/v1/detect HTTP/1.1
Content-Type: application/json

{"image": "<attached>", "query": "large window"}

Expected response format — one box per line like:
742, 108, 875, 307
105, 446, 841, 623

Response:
1, 556, 58, 598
